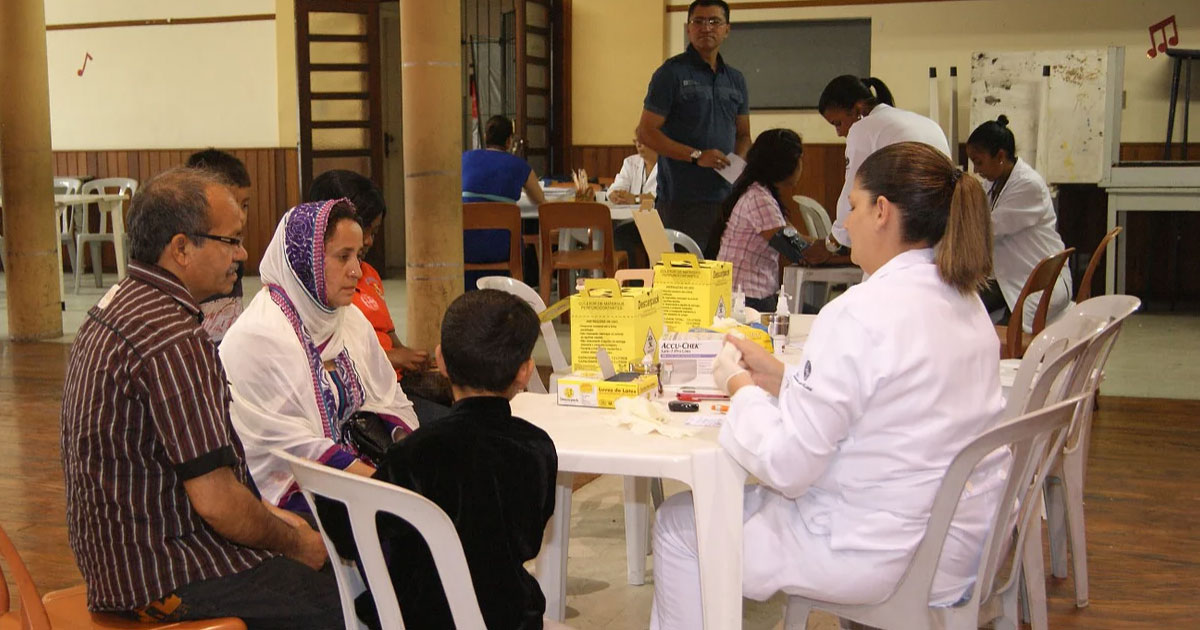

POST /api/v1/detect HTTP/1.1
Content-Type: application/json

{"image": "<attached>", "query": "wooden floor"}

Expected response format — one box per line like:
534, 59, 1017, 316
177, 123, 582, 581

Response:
1, 341, 1197, 627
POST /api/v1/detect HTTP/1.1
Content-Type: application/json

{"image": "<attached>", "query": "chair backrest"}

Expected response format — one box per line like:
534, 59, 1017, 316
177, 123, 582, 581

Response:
887, 394, 1085, 618
53, 177, 83, 233
1075, 227, 1122, 302
664, 229, 703, 258
476, 276, 569, 383
538, 201, 614, 268
1073, 294, 1140, 325
793, 196, 832, 239
80, 177, 137, 197
80, 177, 138, 233
1006, 247, 1075, 358
280, 451, 488, 630
1004, 310, 1106, 420
0, 522, 51, 630
463, 202, 523, 279
52, 177, 81, 195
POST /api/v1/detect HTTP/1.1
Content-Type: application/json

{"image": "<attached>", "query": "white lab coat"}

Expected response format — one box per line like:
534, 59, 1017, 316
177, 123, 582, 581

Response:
608, 153, 658, 198
832, 105, 951, 246
718, 248, 1010, 605
988, 158, 1072, 332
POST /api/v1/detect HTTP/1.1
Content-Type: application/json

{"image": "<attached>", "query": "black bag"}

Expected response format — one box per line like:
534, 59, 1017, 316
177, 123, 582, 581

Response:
343, 411, 393, 466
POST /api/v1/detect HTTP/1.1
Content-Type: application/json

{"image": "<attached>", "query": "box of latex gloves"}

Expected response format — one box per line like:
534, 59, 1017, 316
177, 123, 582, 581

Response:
570, 278, 662, 372
653, 253, 733, 332
657, 332, 726, 391
557, 372, 659, 408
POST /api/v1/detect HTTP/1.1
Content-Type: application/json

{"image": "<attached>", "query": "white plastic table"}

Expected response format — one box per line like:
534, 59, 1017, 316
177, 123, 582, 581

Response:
517, 192, 639, 222
511, 392, 747, 630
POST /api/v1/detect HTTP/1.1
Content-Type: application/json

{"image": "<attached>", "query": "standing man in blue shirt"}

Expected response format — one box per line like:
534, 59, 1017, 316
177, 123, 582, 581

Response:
637, 0, 751, 257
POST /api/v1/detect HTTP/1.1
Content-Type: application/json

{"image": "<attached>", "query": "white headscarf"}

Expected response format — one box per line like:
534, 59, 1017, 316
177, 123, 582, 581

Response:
221, 200, 417, 505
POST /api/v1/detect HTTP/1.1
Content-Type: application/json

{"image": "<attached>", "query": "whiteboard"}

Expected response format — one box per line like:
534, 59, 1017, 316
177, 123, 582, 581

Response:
969, 49, 1110, 183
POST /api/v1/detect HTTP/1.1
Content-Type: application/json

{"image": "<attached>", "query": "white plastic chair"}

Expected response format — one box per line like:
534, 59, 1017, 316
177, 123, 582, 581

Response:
664, 228, 703, 258
76, 177, 137, 291
783, 196, 864, 313
52, 177, 82, 275
278, 451, 575, 630
476, 276, 568, 394
784, 394, 1087, 630
1043, 294, 1140, 608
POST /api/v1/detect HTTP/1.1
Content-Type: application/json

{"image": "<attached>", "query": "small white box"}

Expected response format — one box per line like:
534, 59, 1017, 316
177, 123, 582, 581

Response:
658, 332, 725, 391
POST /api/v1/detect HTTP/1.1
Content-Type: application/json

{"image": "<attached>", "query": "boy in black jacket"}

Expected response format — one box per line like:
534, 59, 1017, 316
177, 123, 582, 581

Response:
336, 289, 558, 629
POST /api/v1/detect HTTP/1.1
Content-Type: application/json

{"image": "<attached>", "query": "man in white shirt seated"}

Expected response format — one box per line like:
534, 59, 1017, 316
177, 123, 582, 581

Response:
607, 137, 659, 204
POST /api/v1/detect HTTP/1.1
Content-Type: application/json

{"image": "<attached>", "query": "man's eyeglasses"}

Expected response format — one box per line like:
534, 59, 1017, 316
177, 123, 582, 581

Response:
687, 17, 726, 28
191, 233, 244, 248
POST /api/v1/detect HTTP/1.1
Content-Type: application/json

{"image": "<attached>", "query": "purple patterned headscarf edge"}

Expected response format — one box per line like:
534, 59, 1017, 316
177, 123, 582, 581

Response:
282, 198, 345, 312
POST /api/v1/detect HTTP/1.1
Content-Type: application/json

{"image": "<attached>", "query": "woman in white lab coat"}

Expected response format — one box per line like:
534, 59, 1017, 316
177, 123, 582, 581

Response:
651, 142, 1010, 629
819, 75, 950, 249
967, 116, 1072, 331
606, 137, 659, 204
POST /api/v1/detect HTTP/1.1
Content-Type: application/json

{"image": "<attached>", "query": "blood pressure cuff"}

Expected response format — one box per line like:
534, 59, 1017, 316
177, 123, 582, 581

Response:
768, 227, 811, 263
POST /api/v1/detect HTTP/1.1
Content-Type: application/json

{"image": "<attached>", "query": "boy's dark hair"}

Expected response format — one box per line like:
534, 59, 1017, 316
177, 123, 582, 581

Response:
186, 149, 251, 188
688, 0, 729, 21
308, 169, 387, 228
440, 289, 539, 393
484, 115, 514, 148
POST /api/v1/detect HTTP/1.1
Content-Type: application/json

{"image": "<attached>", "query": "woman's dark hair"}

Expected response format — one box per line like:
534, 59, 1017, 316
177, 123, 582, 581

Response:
856, 142, 992, 294
440, 289, 540, 393
818, 75, 895, 114
307, 170, 386, 229
966, 114, 1017, 160
710, 128, 803, 251
484, 115, 514, 148
322, 200, 359, 243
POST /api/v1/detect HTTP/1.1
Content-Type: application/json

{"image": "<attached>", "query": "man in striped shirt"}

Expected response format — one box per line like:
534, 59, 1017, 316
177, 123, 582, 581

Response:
60, 168, 343, 628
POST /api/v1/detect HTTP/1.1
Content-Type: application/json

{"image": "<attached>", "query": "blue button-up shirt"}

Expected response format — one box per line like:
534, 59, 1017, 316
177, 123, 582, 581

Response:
643, 45, 749, 205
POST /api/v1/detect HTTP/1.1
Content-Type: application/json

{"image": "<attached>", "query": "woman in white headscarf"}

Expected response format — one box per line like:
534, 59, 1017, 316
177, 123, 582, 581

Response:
221, 199, 418, 511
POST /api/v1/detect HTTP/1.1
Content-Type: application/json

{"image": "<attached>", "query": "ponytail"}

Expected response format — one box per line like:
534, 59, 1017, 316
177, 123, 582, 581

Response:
860, 77, 895, 107
937, 173, 992, 294
856, 142, 992, 294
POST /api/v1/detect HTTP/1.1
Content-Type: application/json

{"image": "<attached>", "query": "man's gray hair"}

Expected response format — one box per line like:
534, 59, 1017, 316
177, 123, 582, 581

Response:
127, 167, 222, 264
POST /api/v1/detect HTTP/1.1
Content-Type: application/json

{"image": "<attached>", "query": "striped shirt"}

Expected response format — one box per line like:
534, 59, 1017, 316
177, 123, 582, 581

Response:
60, 262, 273, 612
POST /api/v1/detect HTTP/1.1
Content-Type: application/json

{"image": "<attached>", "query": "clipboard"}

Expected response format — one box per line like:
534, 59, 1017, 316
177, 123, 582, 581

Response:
633, 201, 672, 264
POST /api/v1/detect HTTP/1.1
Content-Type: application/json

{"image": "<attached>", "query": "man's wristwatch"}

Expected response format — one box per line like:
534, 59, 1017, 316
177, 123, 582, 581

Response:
689, 149, 702, 165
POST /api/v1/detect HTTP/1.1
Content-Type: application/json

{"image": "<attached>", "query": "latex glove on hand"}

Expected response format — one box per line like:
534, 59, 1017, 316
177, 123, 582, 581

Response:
712, 339, 749, 396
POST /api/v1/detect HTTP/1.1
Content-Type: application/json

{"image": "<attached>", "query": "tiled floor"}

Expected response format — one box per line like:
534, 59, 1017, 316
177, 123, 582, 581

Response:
6, 272, 1197, 629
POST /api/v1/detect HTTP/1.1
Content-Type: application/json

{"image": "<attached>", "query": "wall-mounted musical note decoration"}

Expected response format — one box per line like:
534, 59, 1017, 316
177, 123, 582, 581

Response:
76, 52, 93, 76
1147, 16, 1179, 59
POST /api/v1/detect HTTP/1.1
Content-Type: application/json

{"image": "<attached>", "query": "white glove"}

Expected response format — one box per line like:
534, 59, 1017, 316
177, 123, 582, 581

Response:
712, 340, 748, 395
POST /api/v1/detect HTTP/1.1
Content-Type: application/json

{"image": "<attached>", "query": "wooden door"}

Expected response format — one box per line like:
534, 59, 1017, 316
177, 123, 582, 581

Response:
515, 0, 552, 177
296, 0, 386, 269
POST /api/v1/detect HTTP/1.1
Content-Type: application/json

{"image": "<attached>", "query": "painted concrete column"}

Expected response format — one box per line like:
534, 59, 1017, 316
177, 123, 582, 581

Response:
399, 0, 463, 351
0, 0, 63, 340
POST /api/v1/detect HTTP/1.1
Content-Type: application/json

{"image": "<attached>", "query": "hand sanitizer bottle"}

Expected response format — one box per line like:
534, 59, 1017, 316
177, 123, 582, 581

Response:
769, 283, 791, 354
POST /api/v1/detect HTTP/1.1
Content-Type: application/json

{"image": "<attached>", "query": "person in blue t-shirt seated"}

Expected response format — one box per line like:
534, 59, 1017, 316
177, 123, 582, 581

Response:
462, 116, 546, 289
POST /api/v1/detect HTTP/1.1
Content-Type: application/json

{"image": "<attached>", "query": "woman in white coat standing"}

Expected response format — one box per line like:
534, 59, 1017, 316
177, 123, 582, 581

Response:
651, 142, 1010, 629
819, 75, 950, 250
967, 116, 1072, 331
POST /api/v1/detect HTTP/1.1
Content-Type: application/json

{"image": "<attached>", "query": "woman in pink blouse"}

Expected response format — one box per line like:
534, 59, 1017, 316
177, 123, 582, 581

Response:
715, 128, 804, 312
